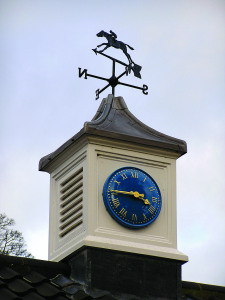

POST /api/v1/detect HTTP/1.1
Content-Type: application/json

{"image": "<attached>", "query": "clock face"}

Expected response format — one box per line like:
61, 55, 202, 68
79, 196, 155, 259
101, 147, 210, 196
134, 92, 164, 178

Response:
102, 167, 162, 229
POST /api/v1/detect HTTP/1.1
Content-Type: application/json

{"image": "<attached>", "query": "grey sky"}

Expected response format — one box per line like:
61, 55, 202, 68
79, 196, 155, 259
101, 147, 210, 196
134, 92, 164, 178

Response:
0, 0, 224, 286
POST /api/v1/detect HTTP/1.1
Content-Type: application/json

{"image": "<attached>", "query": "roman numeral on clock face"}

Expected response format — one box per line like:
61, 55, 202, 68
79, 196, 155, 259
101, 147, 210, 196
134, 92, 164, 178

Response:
112, 198, 120, 208
148, 205, 155, 214
152, 197, 157, 203
120, 173, 127, 180
132, 214, 137, 221
119, 208, 127, 217
143, 213, 147, 220
114, 180, 121, 185
131, 172, 138, 178
143, 176, 147, 182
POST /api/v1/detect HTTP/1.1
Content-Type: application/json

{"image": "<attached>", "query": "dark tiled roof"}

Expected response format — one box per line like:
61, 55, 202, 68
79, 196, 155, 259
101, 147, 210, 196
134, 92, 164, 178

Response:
0, 254, 117, 300
0, 266, 67, 299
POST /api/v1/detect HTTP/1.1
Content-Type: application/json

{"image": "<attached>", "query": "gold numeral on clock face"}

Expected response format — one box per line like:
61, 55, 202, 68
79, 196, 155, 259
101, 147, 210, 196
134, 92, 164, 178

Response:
143, 176, 147, 182
132, 214, 137, 221
149, 186, 155, 192
112, 198, 120, 208
119, 208, 127, 217
152, 197, 157, 202
114, 180, 121, 185
143, 213, 147, 220
120, 173, 128, 180
148, 206, 155, 214
131, 172, 138, 178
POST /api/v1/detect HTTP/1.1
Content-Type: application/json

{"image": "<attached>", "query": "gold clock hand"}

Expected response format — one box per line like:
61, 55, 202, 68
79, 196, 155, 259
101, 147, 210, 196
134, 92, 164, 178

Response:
111, 190, 144, 197
131, 191, 144, 198
110, 190, 134, 195
110, 190, 149, 204
138, 197, 150, 205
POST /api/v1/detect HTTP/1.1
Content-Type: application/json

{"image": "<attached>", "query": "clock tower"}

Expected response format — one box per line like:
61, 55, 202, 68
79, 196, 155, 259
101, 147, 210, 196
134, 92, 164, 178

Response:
39, 94, 188, 299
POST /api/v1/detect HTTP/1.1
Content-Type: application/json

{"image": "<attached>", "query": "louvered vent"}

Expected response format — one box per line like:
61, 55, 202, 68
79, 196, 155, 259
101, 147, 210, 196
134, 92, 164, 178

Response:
59, 167, 83, 238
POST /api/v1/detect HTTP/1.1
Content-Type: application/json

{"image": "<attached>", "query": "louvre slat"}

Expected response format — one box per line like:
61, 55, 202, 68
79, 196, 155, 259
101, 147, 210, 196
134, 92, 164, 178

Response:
60, 182, 83, 201
60, 202, 83, 223
60, 174, 83, 193
60, 189, 83, 208
61, 168, 83, 187
60, 196, 83, 216
59, 217, 83, 237
59, 210, 83, 230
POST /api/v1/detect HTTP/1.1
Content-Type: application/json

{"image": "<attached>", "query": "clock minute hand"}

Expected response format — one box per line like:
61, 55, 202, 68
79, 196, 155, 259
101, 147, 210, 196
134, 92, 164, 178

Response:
110, 189, 135, 196
110, 190, 147, 201
110, 190, 145, 197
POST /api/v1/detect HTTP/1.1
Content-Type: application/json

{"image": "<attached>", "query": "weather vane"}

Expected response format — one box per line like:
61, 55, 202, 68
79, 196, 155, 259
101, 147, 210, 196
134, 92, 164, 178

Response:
78, 30, 148, 100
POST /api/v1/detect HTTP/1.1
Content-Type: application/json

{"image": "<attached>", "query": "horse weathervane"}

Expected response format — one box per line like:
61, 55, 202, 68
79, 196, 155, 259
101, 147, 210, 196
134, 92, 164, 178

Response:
78, 30, 148, 100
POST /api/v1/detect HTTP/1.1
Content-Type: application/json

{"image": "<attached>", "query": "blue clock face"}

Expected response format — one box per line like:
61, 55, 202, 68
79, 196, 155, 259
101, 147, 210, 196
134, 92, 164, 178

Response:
102, 167, 162, 229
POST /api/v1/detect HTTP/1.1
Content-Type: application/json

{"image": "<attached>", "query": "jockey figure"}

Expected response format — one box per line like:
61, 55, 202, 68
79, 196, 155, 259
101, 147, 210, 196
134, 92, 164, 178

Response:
109, 30, 117, 45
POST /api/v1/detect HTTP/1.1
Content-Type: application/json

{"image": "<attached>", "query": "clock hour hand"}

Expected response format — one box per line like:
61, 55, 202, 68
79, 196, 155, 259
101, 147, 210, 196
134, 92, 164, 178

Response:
131, 191, 150, 205
138, 197, 150, 205
129, 191, 150, 205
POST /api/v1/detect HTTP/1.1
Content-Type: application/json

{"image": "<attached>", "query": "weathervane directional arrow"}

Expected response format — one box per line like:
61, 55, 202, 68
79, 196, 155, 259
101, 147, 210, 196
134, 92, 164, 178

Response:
78, 30, 148, 100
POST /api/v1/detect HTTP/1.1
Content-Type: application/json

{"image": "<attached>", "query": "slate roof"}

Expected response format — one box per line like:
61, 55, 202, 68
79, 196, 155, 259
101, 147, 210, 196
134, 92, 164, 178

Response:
0, 254, 117, 300
1, 254, 225, 300
0, 254, 68, 300
39, 95, 187, 171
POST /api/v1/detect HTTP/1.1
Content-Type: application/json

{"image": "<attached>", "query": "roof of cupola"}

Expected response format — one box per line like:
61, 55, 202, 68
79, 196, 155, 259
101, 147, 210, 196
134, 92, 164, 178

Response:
39, 95, 187, 171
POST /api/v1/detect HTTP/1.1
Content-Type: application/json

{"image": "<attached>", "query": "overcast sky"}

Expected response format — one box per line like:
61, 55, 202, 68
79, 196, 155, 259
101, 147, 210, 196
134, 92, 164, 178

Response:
1, 0, 224, 286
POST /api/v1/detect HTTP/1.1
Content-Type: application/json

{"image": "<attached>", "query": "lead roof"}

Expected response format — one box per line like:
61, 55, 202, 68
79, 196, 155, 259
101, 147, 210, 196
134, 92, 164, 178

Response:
39, 95, 187, 171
